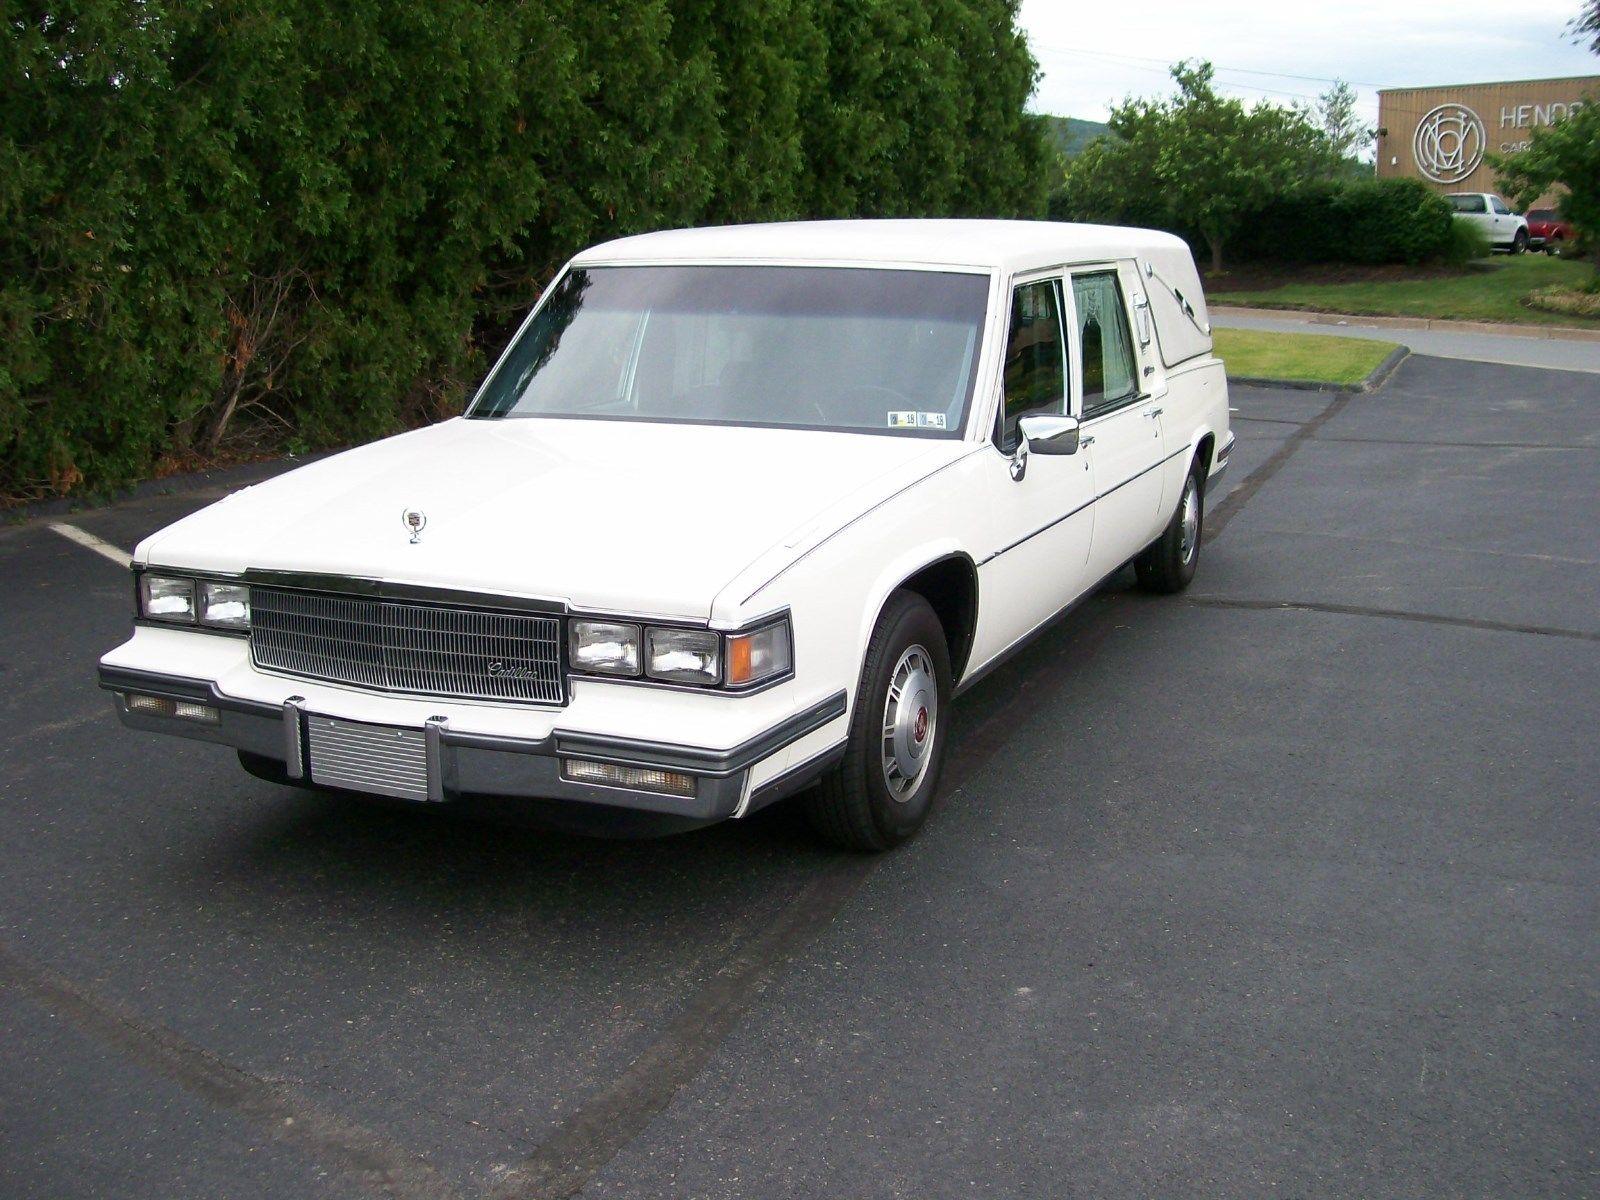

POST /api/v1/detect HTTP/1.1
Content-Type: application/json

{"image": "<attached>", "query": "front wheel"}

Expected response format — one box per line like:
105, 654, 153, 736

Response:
804, 591, 951, 852
1134, 466, 1203, 594
1511, 228, 1528, 255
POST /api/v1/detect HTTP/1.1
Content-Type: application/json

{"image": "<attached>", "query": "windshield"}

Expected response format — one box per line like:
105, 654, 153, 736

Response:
1529, 209, 1556, 221
469, 265, 989, 436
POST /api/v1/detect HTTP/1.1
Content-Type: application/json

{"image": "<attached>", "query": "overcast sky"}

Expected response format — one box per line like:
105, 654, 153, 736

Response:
1018, 0, 1598, 124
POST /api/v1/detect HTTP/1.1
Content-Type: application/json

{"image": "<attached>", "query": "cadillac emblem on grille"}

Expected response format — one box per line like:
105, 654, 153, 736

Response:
402, 507, 427, 543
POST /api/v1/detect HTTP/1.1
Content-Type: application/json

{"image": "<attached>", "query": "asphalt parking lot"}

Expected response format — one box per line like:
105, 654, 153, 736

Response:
2, 353, 1596, 1199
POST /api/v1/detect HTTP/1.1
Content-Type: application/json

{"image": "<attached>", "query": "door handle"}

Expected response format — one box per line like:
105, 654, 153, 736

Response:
1080, 435, 1095, 447
1144, 407, 1163, 418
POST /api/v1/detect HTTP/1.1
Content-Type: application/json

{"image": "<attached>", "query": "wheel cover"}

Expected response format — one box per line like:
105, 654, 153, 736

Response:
881, 644, 937, 801
1179, 476, 1200, 564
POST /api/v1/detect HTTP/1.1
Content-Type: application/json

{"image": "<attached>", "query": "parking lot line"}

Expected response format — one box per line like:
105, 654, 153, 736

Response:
47, 522, 133, 568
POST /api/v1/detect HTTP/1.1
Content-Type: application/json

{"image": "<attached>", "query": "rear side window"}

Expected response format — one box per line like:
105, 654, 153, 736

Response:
1448, 194, 1486, 214
1072, 272, 1139, 418
995, 279, 1066, 452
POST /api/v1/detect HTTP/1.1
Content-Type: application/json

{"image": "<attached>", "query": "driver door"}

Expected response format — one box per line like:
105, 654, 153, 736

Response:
968, 275, 1098, 668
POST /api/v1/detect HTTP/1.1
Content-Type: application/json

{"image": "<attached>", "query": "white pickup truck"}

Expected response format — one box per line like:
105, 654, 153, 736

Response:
1446, 192, 1530, 254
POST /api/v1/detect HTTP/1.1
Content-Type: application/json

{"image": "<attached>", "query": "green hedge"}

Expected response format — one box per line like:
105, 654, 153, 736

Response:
1051, 175, 1462, 269
1, 1, 1047, 503
1230, 179, 1460, 266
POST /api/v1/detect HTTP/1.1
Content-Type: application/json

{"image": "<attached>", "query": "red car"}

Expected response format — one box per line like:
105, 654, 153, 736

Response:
1525, 208, 1575, 253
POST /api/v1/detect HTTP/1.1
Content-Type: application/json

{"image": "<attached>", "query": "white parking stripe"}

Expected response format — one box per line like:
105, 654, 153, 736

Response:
48, 522, 133, 568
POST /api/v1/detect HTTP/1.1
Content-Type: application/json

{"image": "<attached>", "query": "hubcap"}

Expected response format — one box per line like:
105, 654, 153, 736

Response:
1179, 476, 1200, 564
881, 644, 938, 801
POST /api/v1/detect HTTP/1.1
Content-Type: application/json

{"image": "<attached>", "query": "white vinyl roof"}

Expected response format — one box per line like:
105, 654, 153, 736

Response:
572, 219, 1196, 274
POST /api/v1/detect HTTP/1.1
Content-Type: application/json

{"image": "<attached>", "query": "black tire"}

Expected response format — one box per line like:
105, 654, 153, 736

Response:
1134, 463, 1204, 594
804, 591, 951, 852
1511, 228, 1528, 255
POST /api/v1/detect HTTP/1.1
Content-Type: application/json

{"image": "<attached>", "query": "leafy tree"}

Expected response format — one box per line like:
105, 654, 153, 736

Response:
1, 0, 1048, 502
1494, 99, 1600, 279
1317, 80, 1373, 169
1060, 61, 1333, 271
1574, 0, 1599, 53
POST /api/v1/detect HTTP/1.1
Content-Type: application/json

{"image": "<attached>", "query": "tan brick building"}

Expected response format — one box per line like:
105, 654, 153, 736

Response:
1376, 75, 1598, 207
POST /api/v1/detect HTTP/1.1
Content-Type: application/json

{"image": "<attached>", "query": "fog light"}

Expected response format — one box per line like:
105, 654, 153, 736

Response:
125, 693, 218, 723
561, 758, 696, 798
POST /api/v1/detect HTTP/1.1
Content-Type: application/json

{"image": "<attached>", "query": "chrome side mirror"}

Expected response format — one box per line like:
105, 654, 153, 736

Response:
1019, 414, 1081, 455
1010, 414, 1081, 481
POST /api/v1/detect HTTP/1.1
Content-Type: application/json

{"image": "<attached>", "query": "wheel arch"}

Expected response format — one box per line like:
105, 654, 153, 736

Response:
859, 546, 980, 688
893, 552, 980, 684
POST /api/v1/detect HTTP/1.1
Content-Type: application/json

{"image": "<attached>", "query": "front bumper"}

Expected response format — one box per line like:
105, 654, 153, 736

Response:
100, 663, 845, 822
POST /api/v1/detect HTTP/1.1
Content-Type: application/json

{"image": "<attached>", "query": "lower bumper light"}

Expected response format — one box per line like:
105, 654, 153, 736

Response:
125, 693, 219, 724
561, 758, 696, 798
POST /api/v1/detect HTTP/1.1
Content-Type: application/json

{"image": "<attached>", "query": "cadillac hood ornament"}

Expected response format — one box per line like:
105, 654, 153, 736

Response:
402, 507, 428, 544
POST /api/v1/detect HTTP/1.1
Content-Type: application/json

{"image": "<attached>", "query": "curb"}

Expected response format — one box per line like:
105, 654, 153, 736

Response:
2, 451, 334, 528
1227, 344, 1410, 394
1211, 305, 1600, 343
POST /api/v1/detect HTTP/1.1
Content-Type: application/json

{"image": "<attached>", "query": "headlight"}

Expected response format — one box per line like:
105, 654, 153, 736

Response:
140, 574, 196, 623
726, 622, 791, 688
646, 627, 721, 685
569, 620, 641, 676
199, 581, 251, 630
567, 614, 793, 691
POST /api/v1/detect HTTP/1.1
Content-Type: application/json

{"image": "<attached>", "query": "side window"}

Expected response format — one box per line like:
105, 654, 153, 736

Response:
994, 279, 1066, 452
1491, 196, 1511, 215
1072, 272, 1139, 418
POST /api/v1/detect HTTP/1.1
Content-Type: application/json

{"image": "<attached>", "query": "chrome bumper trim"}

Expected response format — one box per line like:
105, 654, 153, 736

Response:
97, 665, 842, 821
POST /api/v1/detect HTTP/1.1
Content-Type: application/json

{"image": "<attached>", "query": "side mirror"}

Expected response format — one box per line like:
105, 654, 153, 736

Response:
1009, 414, 1081, 482
1019, 414, 1081, 455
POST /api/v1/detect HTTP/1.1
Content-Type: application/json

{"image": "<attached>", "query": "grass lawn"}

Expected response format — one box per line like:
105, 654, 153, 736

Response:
1209, 256, 1599, 328
1213, 327, 1401, 386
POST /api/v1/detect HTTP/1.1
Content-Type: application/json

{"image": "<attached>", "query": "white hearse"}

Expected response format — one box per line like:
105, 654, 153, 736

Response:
100, 220, 1232, 850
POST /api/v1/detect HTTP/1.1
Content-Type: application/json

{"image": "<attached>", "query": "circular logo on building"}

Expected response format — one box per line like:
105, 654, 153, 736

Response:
1413, 103, 1486, 183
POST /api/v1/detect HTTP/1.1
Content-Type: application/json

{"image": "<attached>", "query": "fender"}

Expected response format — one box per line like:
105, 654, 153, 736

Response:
853, 543, 979, 687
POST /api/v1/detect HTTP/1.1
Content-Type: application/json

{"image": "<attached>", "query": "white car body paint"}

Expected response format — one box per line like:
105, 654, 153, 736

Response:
1446, 192, 1530, 251
100, 220, 1230, 821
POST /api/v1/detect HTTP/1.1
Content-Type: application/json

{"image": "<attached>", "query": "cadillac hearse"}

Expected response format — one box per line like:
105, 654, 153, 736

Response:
99, 220, 1232, 850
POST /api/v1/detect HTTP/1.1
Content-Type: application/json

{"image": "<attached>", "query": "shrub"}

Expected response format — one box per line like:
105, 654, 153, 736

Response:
1, 0, 1049, 504
1232, 179, 1459, 266
1443, 218, 1493, 264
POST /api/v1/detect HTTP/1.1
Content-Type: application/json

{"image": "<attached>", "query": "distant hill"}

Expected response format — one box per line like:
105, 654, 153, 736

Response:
1038, 115, 1109, 160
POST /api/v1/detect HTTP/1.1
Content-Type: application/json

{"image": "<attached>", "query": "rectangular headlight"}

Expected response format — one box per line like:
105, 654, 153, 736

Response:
140, 574, 195, 623
726, 621, 792, 688
570, 620, 641, 676
199, 581, 251, 630
645, 627, 721, 685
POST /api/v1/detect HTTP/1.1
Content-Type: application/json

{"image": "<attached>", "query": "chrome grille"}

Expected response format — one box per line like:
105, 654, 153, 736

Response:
307, 715, 429, 801
250, 588, 564, 704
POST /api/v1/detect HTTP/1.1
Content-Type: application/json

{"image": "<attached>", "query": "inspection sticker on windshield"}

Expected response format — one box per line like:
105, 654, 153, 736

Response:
888, 411, 946, 430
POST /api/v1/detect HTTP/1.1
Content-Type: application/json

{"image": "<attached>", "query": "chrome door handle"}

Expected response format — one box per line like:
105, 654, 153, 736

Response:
1080, 435, 1095, 447
1144, 407, 1163, 418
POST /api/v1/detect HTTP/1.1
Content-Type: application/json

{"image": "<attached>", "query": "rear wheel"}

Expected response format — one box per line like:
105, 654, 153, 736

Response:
804, 591, 951, 852
1134, 464, 1203, 594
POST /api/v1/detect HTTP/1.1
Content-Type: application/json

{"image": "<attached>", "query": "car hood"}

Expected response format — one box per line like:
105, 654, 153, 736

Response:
138, 418, 961, 619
